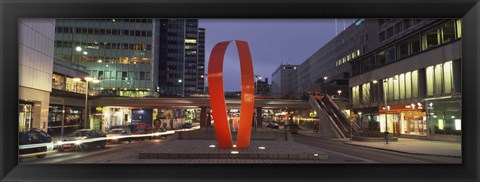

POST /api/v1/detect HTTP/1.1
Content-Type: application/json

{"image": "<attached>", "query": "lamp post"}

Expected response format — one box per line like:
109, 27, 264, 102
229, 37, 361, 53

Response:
323, 76, 328, 95
201, 74, 208, 95
337, 90, 342, 98
254, 75, 261, 95
76, 76, 100, 129
383, 79, 389, 144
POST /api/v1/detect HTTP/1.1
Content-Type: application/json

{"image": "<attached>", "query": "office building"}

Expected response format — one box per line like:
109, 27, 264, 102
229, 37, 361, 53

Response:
18, 19, 56, 132
271, 64, 299, 98
349, 19, 462, 141
157, 19, 206, 96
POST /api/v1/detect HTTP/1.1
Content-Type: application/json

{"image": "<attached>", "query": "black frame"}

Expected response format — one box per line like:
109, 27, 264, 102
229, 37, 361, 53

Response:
1, 0, 479, 181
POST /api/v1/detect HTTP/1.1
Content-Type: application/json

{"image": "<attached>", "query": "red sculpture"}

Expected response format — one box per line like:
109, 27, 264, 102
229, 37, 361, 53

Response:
208, 40, 255, 149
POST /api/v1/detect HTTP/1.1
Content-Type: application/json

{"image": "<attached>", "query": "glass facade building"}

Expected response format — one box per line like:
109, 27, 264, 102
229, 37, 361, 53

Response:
349, 19, 462, 141
54, 19, 157, 97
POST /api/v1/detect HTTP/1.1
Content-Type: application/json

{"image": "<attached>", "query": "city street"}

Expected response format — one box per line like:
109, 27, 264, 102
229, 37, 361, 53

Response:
20, 129, 461, 164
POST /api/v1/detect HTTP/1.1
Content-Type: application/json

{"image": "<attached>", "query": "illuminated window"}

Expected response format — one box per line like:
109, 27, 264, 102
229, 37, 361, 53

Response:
455, 119, 461, 130
438, 119, 444, 130
394, 76, 399, 100
434, 64, 443, 96
443, 61, 453, 94
388, 77, 394, 101
357, 49, 360, 56
456, 19, 462, 39
362, 83, 370, 104
399, 73, 405, 100
185, 39, 197, 44
426, 66, 434, 96
405, 72, 412, 99
412, 70, 418, 98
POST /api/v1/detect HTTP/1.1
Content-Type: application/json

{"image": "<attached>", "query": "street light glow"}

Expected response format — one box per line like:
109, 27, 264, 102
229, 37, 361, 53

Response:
83, 51, 88, 55
372, 80, 378, 84
337, 90, 342, 94
323, 76, 328, 80
178, 79, 182, 83
75, 46, 82, 52
85, 77, 93, 81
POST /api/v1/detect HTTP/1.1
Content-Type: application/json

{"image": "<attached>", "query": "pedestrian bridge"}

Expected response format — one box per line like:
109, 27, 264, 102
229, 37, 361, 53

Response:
89, 97, 311, 109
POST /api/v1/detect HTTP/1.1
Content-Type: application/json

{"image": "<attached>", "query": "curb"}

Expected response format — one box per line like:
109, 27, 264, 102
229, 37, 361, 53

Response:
343, 142, 461, 158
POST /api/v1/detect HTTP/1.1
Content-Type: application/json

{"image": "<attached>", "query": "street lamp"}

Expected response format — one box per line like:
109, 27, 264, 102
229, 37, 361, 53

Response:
254, 75, 261, 95
383, 79, 389, 144
78, 76, 100, 129
372, 80, 378, 103
323, 76, 328, 95
337, 90, 342, 98
201, 74, 208, 95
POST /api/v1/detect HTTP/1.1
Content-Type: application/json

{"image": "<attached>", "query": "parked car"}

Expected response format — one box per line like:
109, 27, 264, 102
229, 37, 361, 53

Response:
106, 128, 131, 144
268, 123, 280, 129
130, 128, 152, 141
182, 122, 193, 129
19, 129, 53, 158
57, 129, 107, 152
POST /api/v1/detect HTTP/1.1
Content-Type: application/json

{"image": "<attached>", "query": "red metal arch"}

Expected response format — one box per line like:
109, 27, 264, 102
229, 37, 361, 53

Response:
208, 40, 255, 149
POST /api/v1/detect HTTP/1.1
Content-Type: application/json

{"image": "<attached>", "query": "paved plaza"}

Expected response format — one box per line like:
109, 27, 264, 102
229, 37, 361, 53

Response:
297, 127, 461, 158
139, 140, 328, 160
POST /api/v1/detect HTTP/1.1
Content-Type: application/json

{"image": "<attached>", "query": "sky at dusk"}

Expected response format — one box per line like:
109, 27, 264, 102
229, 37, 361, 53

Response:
199, 19, 354, 91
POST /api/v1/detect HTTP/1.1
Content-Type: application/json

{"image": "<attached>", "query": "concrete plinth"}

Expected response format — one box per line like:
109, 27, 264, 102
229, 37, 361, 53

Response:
139, 140, 328, 160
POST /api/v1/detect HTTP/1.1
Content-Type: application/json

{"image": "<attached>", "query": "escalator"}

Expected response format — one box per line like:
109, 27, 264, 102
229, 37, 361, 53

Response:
309, 94, 360, 138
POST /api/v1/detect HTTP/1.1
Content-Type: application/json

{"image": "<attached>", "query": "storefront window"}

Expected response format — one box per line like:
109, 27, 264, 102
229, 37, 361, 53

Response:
66, 77, 86, 94
48, 105, 83, 136
19, 103, 33, 132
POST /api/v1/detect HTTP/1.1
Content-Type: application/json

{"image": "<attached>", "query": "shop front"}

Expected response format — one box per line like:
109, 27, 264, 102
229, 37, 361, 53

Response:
48, 105, 83, 136
19, 101, 34, 132
378, 102, 427, 137
425, 98, 461, 142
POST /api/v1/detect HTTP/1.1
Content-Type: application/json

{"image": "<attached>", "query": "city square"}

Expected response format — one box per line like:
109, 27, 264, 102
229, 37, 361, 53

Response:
18, 18, 462, 164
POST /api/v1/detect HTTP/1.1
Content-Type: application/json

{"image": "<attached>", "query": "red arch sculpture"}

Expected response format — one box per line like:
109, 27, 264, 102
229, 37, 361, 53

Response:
208, 40, 255, 149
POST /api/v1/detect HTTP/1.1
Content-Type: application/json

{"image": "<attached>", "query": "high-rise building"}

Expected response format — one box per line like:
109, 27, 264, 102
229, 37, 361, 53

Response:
54, 19, 157, 97
54, 19, 206, 98
18, 19, 56, 132
157, 19, 205, 96
271, 64, 299, 98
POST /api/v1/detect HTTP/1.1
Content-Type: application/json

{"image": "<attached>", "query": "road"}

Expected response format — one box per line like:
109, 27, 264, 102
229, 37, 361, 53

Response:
20, 131, 460, 164
291, 134, 461, 164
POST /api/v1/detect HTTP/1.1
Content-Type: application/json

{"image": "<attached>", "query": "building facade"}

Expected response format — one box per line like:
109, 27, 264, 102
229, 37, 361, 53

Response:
271, 64, 300, 98
349, 19, 462, 141
297, 19, 379, 99
256, 78, 271, 96
157, 19, 205, 97
54, 19, 157, 97
19, 19, 56, 132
